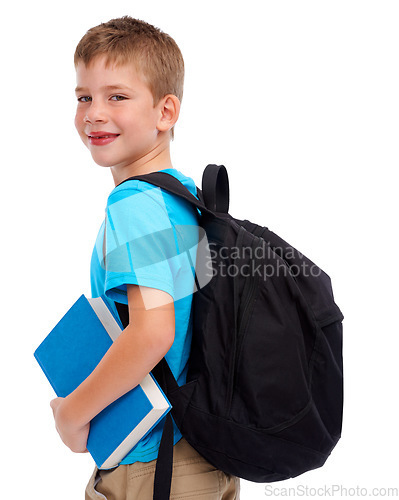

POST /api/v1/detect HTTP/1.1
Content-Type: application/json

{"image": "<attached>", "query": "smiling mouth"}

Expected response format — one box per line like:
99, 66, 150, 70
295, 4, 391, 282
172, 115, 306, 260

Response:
87, 133, 120, 146
89, 134, 119, 139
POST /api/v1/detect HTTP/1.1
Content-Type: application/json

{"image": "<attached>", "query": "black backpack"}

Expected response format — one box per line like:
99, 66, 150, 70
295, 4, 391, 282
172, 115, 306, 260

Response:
116, 164, 344, 498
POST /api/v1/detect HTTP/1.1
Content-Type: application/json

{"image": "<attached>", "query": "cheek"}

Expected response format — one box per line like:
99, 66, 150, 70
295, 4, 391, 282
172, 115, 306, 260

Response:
74, 109, 85, 132
74, 114, 80, 132
74, 111, 89, 147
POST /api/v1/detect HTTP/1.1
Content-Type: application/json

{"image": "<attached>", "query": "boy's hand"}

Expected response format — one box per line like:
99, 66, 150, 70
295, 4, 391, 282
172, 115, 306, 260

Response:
50, 397, 90, 453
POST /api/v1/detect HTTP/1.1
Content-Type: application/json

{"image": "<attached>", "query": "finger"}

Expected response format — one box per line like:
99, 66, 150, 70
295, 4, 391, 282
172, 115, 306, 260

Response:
50, 398, 59, 411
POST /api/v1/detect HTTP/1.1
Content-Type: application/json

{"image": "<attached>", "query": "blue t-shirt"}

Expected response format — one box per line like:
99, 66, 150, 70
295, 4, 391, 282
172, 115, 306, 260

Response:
90, 168, 200, 464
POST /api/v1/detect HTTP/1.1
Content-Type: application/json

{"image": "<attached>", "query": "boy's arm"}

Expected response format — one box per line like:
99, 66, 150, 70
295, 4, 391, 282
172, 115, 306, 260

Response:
50, 284, 175, 453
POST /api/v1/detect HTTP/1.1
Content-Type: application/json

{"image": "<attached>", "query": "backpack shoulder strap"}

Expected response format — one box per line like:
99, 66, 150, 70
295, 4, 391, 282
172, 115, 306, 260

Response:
118, 164, 229, 215
118, 171, 208, 213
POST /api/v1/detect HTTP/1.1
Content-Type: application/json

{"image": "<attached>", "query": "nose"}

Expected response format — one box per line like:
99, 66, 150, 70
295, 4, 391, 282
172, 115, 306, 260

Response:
84, 100, 108, 124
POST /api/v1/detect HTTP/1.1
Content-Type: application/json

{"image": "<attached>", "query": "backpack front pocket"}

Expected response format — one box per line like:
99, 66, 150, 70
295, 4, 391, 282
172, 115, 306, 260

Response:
229, 242, 318, 430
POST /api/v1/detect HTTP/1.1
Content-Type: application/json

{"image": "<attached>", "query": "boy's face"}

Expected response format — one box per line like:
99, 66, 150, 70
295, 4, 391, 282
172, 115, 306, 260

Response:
75, 56, 164, 171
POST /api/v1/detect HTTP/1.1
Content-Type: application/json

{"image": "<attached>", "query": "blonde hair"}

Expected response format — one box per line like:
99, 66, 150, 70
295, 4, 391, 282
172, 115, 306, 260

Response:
74, 16, 184, 138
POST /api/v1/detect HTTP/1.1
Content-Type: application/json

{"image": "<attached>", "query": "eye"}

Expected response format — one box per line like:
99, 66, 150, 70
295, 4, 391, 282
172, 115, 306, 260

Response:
110, 95, 127, 101
77, 96, 92, 103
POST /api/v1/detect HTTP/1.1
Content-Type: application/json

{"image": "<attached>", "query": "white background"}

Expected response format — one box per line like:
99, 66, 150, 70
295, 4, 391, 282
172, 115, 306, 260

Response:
1, 1, 398, 498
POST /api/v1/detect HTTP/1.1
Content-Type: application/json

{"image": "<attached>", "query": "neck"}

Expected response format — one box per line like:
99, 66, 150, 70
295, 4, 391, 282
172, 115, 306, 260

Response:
110, 140, 174, 187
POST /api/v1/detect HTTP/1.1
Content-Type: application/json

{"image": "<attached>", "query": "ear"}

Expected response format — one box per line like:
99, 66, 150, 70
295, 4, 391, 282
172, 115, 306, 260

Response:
156, 94, 181, 133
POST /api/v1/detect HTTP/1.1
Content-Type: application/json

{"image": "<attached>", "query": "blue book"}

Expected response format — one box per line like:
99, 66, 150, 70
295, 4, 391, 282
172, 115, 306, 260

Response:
34, 294, 171, 469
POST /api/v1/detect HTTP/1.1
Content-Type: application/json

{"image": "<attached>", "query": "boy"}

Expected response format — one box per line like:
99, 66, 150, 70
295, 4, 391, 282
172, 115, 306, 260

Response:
49, 16, 240, 499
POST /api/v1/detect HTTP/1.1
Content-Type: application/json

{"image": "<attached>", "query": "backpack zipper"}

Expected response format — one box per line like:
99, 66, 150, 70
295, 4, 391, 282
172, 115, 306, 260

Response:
226, 232, 260, 416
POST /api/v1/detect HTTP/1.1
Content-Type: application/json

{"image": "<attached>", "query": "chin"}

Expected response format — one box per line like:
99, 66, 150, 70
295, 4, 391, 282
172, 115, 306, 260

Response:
90, 154, 116, 168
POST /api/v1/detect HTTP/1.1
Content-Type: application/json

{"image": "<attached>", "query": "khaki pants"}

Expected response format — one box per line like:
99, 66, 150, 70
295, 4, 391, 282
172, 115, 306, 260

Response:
85, 438, 240, 499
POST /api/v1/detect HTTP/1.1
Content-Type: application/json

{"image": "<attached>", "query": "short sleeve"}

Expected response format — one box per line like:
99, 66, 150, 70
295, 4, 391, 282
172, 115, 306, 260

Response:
104, 184, 178, 304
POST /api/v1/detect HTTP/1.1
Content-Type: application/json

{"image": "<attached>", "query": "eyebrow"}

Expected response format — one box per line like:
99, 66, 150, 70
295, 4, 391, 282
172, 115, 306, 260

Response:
75, 84, 133, 94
